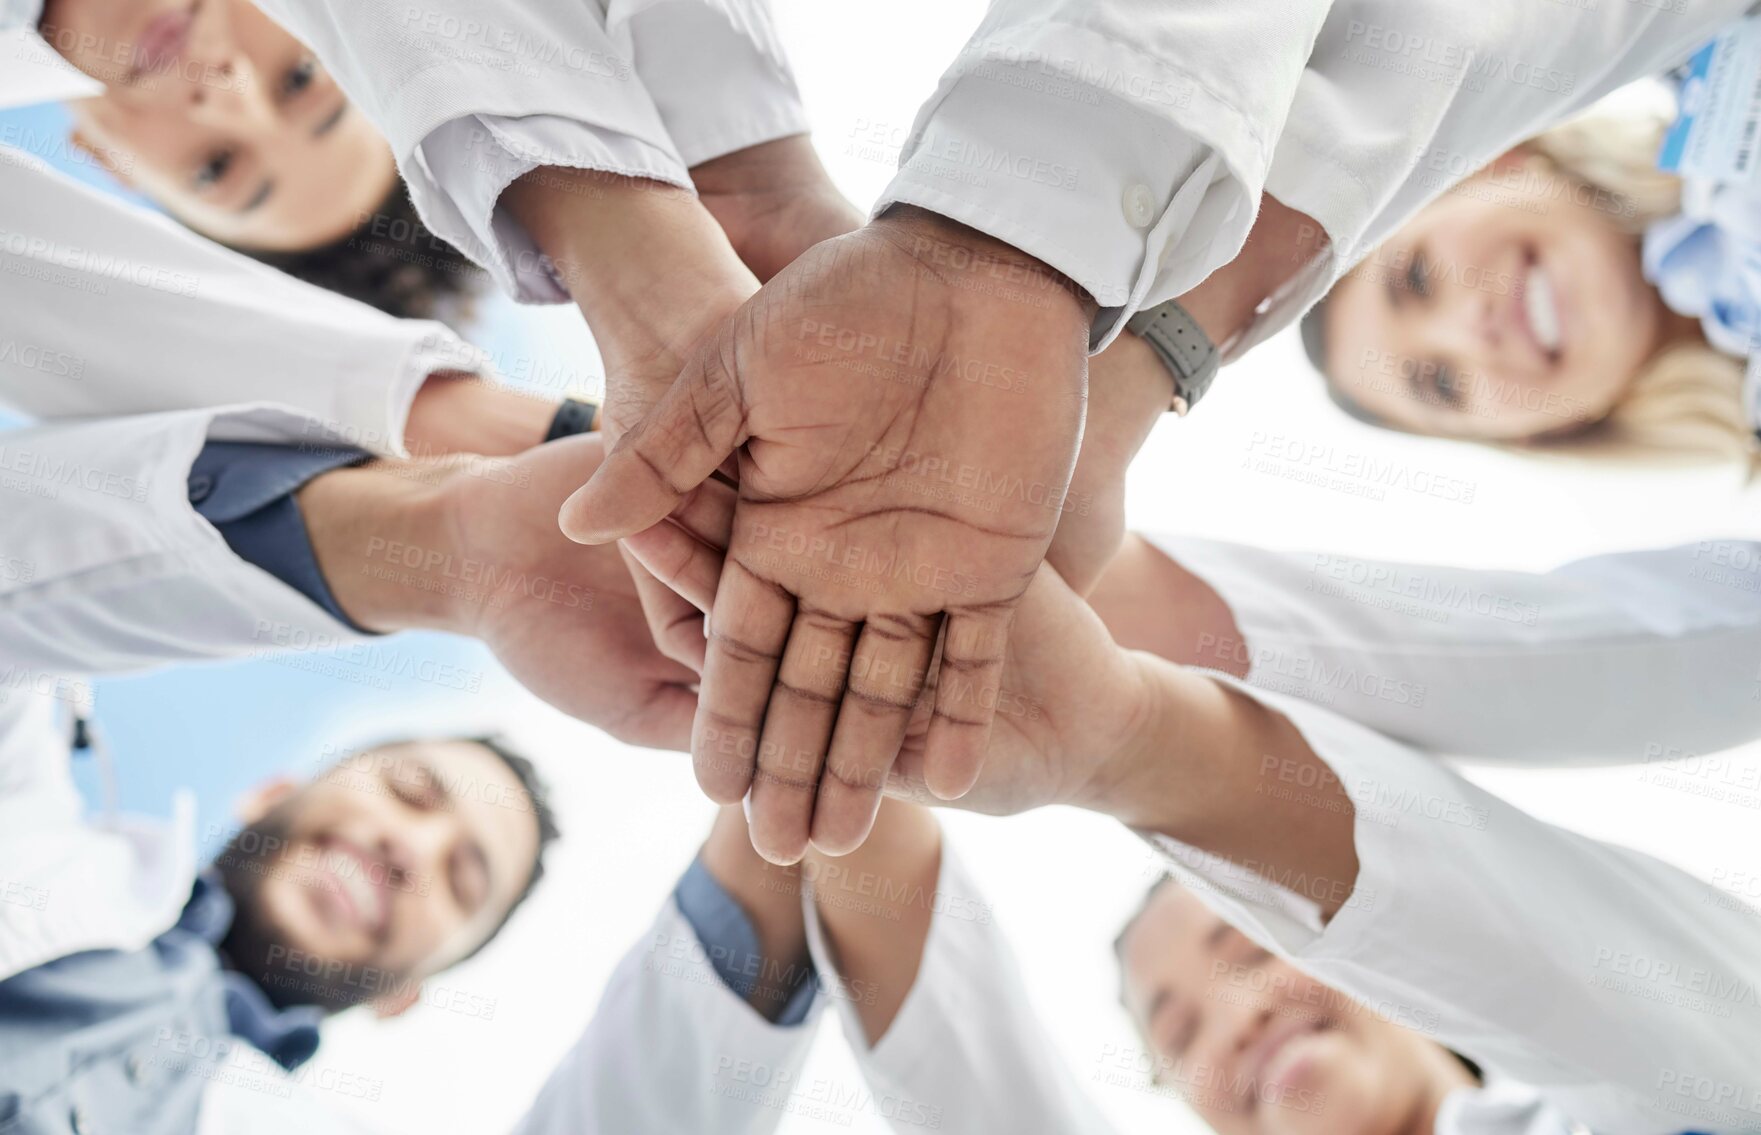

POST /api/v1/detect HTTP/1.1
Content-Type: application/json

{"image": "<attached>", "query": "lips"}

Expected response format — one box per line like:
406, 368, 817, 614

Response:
1514, 249, 1565, 365
313, 838, 389, 937
1244, 1014, 1329, 1097
132, 7, 194, 77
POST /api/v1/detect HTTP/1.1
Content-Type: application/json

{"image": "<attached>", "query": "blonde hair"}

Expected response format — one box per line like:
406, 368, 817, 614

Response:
1521, 110, 1755, 468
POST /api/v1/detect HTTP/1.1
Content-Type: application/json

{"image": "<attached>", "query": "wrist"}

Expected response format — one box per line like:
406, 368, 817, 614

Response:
1086, 331, 1179, 468
501, 169, 757, 368
871, 205, 1098, 335
298, 459, 468, 636
405, 372, 556, 458
1071, 652, 1192, 832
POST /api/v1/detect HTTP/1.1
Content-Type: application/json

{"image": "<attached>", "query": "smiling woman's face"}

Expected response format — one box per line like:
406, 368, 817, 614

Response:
1120, 885, 1464, 1135
1323, 153, 1676, 442
41, 0, 396, 250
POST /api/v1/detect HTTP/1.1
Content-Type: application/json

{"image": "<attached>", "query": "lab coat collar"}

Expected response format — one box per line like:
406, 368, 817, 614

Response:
178, 870, 325, 1072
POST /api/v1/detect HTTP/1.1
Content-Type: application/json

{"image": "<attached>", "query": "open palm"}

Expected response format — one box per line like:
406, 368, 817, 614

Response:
576, 208, 1093, 861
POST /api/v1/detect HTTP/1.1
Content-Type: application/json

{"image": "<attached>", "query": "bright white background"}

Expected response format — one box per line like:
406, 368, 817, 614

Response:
298, 2, 1761, 1132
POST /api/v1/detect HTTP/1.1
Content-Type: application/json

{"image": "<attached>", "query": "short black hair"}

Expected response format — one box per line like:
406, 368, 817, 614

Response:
240, 181, 488, 322
454, 735, 560, 964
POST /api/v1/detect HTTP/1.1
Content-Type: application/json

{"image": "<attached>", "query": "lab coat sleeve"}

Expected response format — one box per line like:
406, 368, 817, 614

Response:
801, 844, 1116, 1134
1143, 533, 1761, 766
1241, 0, 1759, 353
0, 153, 489, 457
0, 407, 366, 676
622, 0, 811, 168
1147, 679, 1761, 1135
512, 897, 822, 1135
873, 1, 1335, 347
252, 0, 690, 302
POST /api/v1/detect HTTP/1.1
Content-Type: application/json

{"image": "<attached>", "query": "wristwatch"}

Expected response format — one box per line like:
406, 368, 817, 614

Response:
1125, 299, 1219, 416
544, 396, 600, 441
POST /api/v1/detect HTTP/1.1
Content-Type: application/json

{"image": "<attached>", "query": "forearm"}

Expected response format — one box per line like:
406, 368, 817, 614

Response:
1176, 193, 1326, 352
1090, 656, 1360, 919
403, 373, 564, 459
696, 805, 810, 1017
1086, 535, 1245, 673
295, 458, 458, 634
801, 800, 942, 1043
500, 171, 757, 392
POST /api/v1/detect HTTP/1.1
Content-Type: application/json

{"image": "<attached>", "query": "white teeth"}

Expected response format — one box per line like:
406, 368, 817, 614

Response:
1525, 265, 1562, 355
325, 846, 380, 930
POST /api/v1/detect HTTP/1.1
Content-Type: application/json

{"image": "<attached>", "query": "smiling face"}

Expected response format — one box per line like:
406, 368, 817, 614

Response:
215, 740, 542, 1012
1119, 884, 1469, 1135
1322, 153, 1679, 442
40, 0, 396, 250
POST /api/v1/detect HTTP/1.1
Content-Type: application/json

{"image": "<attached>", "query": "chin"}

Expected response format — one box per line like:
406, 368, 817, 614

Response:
1261, 1034, 1379, 1135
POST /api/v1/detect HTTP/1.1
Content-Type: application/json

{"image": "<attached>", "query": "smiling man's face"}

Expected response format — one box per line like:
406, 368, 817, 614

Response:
215, 740, 542, 1012
41, 0, 396, 250
1119, 884, 1458, 1135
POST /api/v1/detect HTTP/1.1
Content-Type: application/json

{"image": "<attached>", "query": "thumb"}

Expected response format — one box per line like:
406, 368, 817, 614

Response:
559, 341, 746, 544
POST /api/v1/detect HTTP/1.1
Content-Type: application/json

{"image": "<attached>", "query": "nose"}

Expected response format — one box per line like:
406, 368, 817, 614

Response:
182, 54, 269, 126
379, 811, 458, 895
1416, 265, 1499, 369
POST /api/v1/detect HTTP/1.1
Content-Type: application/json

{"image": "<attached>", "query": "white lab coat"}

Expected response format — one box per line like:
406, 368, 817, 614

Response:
250, 0, 808, 301
0, 401, 829, 1134
0, 153, 491, 457
246, 0, 1760, 352
1149, 677, 1761, 1135
800, 738, 1761, 1135
798, 844, 1113, 1134
1147, 534, 1761, 766
787, 800, 1761, 1135
0, 679, 831, 1134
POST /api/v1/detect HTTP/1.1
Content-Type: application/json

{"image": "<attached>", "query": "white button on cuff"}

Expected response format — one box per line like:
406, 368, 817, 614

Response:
1122, 183, 1157, 229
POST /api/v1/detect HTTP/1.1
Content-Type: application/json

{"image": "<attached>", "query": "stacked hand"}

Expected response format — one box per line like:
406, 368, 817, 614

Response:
300, 434, 703, 751
573, 206, 1094, 862
618, 470, 1151, 827
501, 138, 1168, 863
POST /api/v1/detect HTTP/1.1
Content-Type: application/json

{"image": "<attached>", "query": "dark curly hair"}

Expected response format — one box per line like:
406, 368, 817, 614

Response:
243, 180, 489, 324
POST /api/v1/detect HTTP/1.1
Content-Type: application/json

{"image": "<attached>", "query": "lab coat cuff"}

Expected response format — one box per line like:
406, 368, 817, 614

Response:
0, 407, 368, 675
337, 324, 493, 460
1144, 674, 1493, 968
1136, 533, 1329, 691
415, 115, 692, 304
626, 0, 812, 168
673, 857, 817, 1027
188, 442, 375, 635
876, 20, 1266, 352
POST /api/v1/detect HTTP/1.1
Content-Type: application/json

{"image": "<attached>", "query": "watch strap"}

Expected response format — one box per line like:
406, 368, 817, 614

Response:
544, 397, 600, 442
1126, 300, 1219, 416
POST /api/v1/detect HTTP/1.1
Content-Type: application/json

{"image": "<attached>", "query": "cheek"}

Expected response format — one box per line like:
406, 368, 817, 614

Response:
1265, 1043, 1383, 1135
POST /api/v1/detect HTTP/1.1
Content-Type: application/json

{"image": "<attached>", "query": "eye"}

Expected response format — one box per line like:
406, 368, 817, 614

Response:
192, 148, 234, 190
1405, 249, 1432, 300
280, 54, 317, 100
387, 766, 444, 810
1431, 362, 1466, 410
